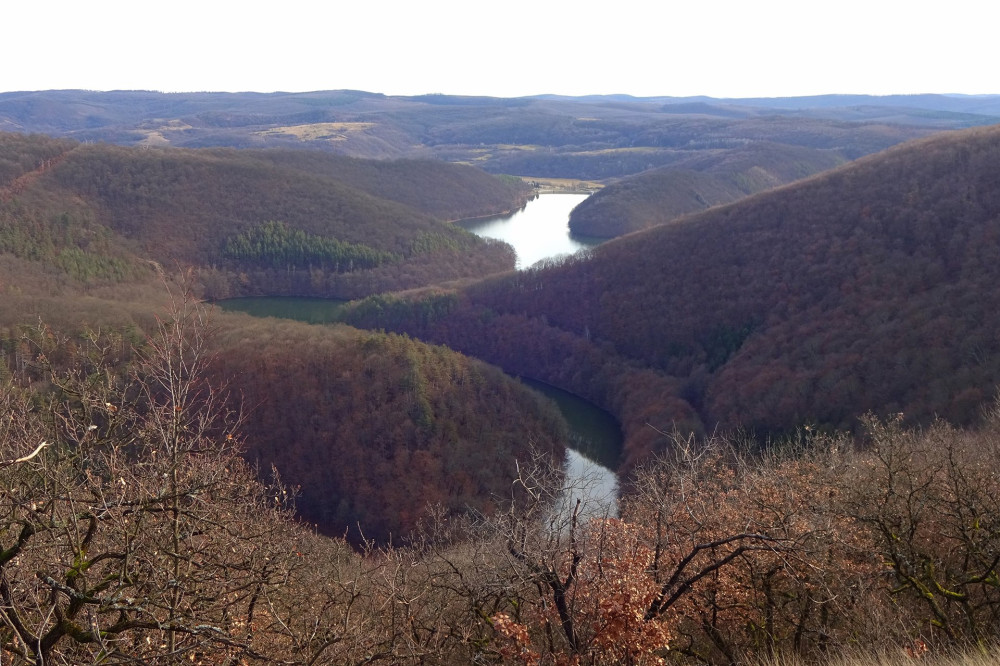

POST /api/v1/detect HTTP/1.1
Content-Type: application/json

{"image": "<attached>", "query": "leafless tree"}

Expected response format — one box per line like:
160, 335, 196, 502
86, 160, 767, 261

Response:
0, 290, 304, 664
844, 412, 1000, 646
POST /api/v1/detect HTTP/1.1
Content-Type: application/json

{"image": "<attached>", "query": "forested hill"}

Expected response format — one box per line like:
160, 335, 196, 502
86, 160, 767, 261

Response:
343, 124, 1000, 448
0, 132, 529, 299
491, 124, 1000, 430
209, 315, 568, 543
219, 149, 531, 222
0, 291, 569, 545
568, 142, 846, 237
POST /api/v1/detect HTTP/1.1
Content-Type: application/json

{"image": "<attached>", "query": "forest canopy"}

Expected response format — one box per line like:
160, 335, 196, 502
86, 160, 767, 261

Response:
222, 220, 400, 272
0, 132, 529, 299
3, 92, 1000, 663
339, 123, 1000, 459
5, 306, 1000, 663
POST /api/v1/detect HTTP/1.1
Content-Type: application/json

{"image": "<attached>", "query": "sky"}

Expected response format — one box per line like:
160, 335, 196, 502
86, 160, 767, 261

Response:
2, 0, 996, 99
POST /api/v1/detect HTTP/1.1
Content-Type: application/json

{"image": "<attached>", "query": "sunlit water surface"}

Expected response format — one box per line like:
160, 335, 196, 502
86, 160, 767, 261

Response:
457, 192, 600, 269
217, 194, 621, 519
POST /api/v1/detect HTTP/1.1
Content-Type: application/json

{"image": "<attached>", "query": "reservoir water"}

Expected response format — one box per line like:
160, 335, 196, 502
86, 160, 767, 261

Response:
458, 192, 619, 515
520, 378, 621, 520
216, 191, 621, 516
457, 192, 600, 269
213, 299, 623, 518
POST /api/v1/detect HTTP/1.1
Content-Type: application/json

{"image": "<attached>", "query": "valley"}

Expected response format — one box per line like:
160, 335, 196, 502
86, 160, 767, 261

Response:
3, 90, 1000, 664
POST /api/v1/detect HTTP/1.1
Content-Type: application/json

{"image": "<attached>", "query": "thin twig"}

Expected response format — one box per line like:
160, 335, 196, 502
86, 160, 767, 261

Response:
0, 441, 49, 469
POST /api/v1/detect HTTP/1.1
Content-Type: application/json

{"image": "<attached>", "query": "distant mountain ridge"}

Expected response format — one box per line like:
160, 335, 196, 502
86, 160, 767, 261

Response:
3, 90, 993, 181
537, 92, 1000, 113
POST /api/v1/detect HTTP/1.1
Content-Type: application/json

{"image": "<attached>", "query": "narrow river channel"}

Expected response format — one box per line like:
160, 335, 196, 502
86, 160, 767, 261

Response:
459, 191, 620, 517
520, 379, 621, 520
217, 191, 621, 518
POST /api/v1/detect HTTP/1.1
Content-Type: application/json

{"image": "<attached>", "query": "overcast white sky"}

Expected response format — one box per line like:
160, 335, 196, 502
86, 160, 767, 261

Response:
2, 0, 996, 98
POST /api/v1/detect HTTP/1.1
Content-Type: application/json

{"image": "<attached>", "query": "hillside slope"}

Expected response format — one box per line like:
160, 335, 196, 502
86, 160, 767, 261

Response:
568, 142, 845, 237
0, 289, 569, 544
0, 133, 529, 298
0, 133, 564, 541
344, 124, 1000, 446
210, 315, 567, 543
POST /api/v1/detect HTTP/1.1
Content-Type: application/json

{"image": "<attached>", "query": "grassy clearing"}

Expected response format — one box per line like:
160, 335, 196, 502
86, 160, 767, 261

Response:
138, 131, 170, 146
137, 120, 195, 145
575, 146, 665, 156
157, 119, 194, 131
256, 122, 375, 141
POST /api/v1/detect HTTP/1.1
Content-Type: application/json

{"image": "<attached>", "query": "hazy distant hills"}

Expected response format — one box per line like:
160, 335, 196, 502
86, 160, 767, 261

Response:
540, 93, 1000, 117
6, 90, 991, 241
706, 93, 1000, 117
342, 123, 1000, 455
3, 90, 996, 181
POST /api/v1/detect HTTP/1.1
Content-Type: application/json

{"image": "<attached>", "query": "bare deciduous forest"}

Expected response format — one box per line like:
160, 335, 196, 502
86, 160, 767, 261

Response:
3, 91, 1000, 663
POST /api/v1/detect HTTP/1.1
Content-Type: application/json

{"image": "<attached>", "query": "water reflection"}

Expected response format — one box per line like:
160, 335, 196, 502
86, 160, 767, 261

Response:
520, 379, 622, 521
457, 193, 600, 269
560, 449, 619, 521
